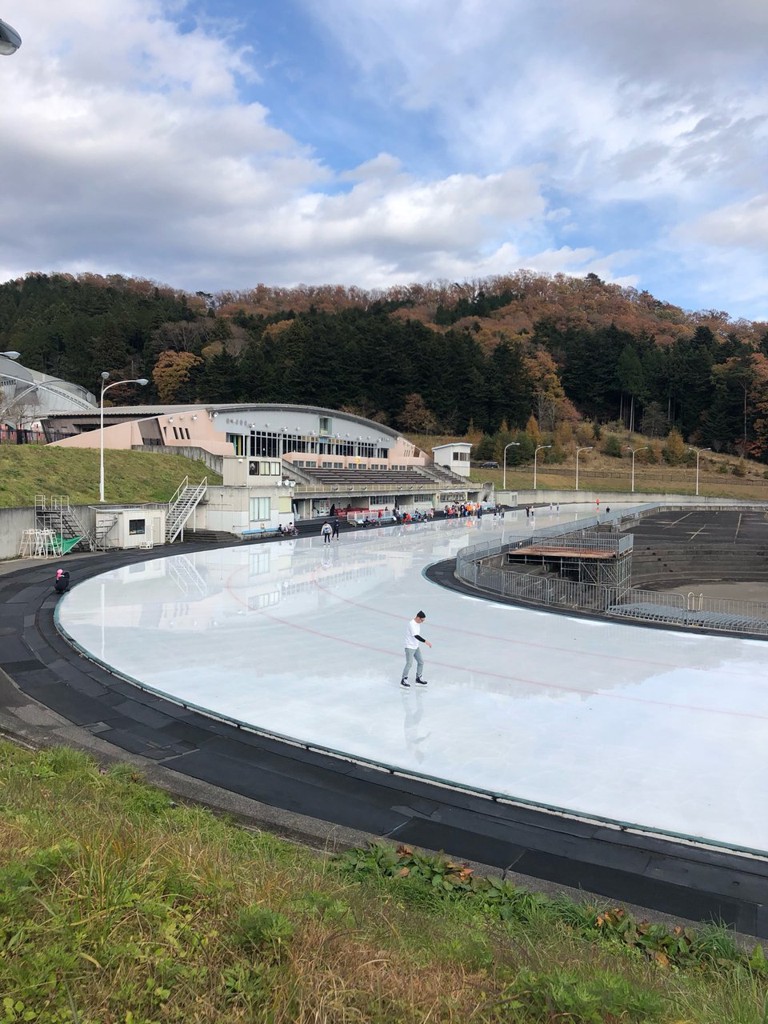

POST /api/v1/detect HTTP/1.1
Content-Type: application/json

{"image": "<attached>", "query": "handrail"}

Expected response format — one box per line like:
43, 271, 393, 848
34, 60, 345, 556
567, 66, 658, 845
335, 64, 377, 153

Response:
167, 477, 208, 544
168, 476, 189, 511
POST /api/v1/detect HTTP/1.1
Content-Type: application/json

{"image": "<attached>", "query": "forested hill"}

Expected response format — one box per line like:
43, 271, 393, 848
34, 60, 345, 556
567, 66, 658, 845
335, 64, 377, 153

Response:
2, 270, 768, 460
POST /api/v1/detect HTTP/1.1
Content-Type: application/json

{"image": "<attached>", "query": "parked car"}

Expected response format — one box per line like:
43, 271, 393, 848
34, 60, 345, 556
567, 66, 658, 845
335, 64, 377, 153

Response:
479, 460, 499, 469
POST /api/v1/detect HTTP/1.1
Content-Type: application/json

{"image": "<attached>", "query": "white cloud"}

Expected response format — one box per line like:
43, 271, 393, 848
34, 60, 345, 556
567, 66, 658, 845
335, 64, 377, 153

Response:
0, 0, 765, 319
682, 196, 768, 251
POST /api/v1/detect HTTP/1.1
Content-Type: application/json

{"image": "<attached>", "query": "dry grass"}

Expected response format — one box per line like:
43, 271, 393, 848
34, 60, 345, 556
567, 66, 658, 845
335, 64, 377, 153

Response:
0, 745, 765, 1023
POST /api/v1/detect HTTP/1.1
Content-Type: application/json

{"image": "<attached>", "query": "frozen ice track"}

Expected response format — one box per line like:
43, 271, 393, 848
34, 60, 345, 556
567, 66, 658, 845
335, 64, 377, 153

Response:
57, 507, 768, 855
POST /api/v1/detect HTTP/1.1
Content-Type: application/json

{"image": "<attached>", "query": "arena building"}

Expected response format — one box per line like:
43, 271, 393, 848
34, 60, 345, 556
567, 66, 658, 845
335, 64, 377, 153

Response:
46, 403, 482, 537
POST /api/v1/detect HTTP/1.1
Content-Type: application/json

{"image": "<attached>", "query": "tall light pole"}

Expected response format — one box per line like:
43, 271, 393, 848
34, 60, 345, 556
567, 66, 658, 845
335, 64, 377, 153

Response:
624, 445, 649, 493
502, 441, 520, 491
99, 373, 148, 502
575, 446, 593, 491
533, 444, 552, 490
688, 447, 711, 497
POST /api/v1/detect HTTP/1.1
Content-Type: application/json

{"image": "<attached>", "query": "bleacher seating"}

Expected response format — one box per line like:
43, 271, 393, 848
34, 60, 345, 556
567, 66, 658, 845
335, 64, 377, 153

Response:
414, 464, 468, 486
298, 467, 436, 488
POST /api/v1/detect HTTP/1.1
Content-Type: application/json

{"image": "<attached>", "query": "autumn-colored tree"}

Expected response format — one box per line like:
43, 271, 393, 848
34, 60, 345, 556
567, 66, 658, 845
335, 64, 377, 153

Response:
152, 350, 204, 403
464, 418, 483, 444
398, 393, 439, 433
662, 428, 687, 465
525, 348, 580, 432
524, 414, 541, 446
553, 420, 574, 452
575, 421, 597, 446
746, 354, 768, 460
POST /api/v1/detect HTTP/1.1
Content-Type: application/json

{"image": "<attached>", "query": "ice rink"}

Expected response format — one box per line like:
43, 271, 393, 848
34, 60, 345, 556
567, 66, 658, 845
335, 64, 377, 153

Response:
56, 505, 768, 854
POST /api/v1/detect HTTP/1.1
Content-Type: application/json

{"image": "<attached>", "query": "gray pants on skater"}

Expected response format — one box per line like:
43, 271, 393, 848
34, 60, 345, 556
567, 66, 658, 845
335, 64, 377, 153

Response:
401, 611, 432, 687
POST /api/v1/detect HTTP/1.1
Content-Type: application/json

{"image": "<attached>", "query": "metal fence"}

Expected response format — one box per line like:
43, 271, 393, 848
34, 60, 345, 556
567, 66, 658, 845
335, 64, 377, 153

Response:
455, 509, 768, 637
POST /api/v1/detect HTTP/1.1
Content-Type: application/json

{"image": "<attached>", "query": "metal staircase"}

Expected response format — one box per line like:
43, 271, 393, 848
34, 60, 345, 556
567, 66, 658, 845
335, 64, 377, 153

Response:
93, 513, 119, 551
35, 495, 95, 552
166, 477, 208, 544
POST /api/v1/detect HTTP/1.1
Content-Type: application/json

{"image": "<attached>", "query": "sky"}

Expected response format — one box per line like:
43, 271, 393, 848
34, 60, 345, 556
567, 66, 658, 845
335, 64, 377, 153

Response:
0, 0, 767, 321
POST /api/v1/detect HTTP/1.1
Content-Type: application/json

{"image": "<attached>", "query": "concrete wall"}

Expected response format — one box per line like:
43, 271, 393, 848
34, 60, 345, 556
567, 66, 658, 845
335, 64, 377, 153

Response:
131, 445, 224, 475
196, 485, 288, 535
0, 506, 37, 560
510, 490, 764, 508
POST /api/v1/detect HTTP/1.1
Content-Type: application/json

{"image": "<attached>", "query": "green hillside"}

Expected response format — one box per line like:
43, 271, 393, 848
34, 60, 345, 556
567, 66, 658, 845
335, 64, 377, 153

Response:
0, 447, 218, 508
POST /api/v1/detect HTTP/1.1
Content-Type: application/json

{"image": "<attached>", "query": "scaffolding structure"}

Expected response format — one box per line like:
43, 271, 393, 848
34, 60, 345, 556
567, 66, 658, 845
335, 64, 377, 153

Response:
34, 495, 94, 552
504, 530, 633, 593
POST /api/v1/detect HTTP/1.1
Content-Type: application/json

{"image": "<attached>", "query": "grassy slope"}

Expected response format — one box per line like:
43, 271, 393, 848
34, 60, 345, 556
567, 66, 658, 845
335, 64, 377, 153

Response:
0, 447, 220, 508
0, 743, 765, 1024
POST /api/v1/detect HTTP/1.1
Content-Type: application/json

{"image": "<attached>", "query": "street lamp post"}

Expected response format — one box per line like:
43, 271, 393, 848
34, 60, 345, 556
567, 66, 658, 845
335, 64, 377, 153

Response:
502, 441, 520, 491
575, 446, 593, 490
99, 373, 148, 502
624, 446, 649, 493
688, 447, 711, 497
533, 444, 552, 491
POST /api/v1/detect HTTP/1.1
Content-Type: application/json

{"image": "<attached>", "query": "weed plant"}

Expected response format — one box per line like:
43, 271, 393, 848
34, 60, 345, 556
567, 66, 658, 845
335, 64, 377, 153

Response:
0, 741, 765, 1022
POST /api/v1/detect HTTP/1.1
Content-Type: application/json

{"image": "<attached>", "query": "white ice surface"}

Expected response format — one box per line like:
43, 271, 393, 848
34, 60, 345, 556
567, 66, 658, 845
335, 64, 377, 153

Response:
57, 506, 768, 853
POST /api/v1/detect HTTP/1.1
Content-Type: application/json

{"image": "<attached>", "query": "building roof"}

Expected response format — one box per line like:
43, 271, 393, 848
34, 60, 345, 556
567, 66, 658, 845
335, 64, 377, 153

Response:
43, 401, 401, 438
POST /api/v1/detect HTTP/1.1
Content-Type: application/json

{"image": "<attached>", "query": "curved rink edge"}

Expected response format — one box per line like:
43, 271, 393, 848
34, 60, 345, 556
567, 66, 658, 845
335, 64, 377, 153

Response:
0, 542, 766, 938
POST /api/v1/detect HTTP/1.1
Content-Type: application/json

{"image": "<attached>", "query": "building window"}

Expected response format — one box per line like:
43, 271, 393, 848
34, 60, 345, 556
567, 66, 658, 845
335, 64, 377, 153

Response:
319, 416, 332, 434
129, 519, 146, 536
249, 497, 270, 522
249, 460, 281, 476
227, 432, 246, 456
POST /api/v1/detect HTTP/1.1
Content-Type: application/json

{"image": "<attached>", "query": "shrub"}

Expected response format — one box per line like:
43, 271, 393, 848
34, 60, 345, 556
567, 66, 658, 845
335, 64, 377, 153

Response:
232, 906, 294, 960
502, 967, 664, 1023
603, 434, 623, 458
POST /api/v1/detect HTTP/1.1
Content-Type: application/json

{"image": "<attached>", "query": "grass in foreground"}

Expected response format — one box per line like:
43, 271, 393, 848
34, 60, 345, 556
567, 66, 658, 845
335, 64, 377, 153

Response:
0, 447, 219, 508
0, 742, 766, 1023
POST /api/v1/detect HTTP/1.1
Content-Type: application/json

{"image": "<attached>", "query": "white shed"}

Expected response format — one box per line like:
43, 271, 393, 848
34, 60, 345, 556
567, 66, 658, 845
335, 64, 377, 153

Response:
432, 442, 472, 478
95, 507, 165, 550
